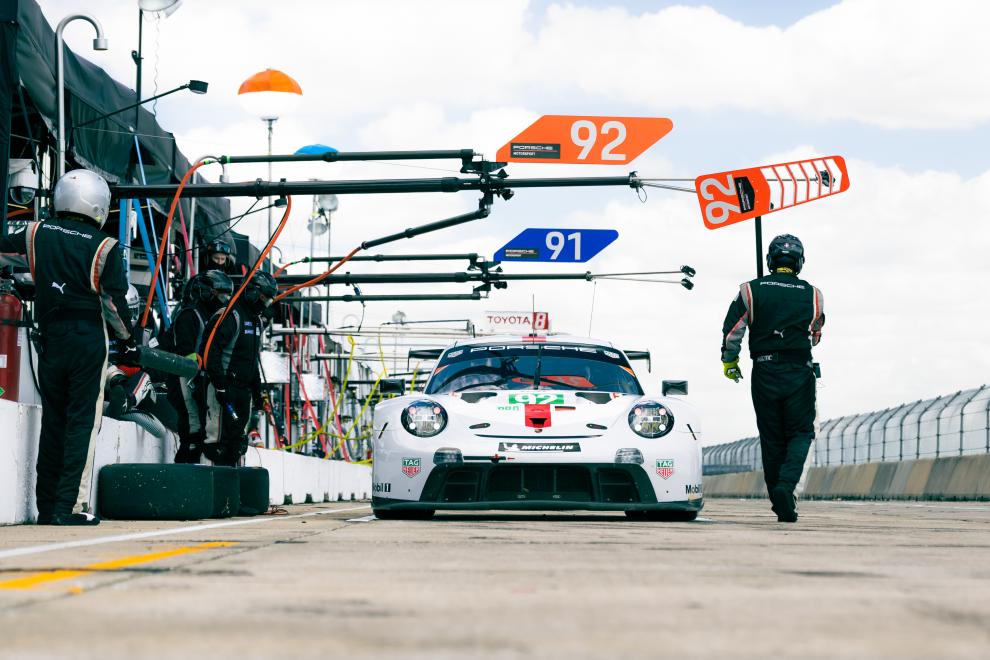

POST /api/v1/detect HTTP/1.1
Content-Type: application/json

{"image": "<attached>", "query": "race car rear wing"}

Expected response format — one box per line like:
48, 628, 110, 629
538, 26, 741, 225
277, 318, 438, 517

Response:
408, 347, 651, 370
409, 349, 443, 361
623, 350, 651, 371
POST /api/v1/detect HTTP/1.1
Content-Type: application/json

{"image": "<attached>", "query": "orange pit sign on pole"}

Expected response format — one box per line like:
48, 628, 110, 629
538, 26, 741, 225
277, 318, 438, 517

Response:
497, 116, 673, 166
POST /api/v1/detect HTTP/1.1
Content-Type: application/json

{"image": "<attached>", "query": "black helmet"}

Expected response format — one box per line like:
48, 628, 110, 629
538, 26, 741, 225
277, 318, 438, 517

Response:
767, 234, 805, 273
207, 238, 233, 256
202, 270, 234, 303
183, 274, 214, 304
206, 238, 236, 271
244, 270, 278, 308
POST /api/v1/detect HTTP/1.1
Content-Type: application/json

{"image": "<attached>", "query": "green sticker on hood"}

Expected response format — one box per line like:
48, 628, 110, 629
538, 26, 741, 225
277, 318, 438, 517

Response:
507, 393, 564, 405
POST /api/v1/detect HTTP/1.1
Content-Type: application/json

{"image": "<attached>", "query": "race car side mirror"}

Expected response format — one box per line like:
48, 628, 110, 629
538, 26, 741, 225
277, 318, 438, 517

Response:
380, 378, 406, 395
662, 380, 688, 396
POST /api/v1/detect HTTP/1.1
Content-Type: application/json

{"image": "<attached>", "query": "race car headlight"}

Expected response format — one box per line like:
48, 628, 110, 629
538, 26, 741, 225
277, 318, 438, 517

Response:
401, 400, 448, 437
628, 401, 674, 438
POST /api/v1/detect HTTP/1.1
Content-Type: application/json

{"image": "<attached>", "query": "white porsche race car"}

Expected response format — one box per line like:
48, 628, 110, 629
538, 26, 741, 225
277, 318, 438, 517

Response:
371, 335, 703, 520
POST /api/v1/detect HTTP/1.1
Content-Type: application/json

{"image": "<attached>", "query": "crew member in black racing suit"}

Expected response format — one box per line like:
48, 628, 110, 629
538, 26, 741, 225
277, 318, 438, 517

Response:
0, 170, 135, 525
164, 271, 232, 463
201, 270, 275, 466
721, 234, 825, 523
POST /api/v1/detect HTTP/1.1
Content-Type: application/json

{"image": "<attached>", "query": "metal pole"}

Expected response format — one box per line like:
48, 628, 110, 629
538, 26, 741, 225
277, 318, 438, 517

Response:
332, 211, 333, 328
306, 253, 481, 263
985, 393, 990, 453
133, 10, 142, 137
755, 215, 764, 277
266, 118, 275, 273
221, 149, 476, 165
308, 188, 319, 277
55, 14, 107, 180
956, 385, 984, 456
113, 174, 639, 199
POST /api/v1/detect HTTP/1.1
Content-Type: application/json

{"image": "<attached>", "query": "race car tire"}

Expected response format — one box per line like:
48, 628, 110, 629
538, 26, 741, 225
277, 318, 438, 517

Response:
211, 466, 241, 518
624, 510, 647, 519
97, 464, 214, 520
237, 467, 270, 516
118, 410, 168, 439
644, 510, 698, 522
373, 508, 435, 520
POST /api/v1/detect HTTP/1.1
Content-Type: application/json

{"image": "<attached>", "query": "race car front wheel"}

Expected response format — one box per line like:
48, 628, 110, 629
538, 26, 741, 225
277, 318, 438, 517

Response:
373, 509, 435, 520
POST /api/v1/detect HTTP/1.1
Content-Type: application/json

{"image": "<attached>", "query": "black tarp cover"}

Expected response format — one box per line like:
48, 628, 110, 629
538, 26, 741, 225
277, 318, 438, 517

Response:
1, 0, 18, 223
12, 0, 230, 236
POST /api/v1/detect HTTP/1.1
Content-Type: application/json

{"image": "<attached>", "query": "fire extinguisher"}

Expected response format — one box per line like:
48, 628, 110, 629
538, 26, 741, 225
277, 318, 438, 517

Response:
0, 279, 23, 402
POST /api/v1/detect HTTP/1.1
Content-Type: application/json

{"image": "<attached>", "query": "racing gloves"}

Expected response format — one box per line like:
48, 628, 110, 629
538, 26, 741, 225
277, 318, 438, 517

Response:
723, 360, 743, 383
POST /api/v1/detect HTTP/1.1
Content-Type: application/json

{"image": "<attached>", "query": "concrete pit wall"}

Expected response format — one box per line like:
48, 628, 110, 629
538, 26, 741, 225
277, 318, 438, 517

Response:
0, 399, 370, 525
704, 454, 990, 500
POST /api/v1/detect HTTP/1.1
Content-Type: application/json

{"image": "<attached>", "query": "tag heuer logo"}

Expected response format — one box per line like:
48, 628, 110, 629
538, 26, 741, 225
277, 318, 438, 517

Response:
401, 457, 422, 478
656, 459, 674, 480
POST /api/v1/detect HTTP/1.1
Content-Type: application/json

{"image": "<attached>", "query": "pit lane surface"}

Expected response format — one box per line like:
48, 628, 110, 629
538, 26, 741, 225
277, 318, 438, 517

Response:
1, 500, 988, 658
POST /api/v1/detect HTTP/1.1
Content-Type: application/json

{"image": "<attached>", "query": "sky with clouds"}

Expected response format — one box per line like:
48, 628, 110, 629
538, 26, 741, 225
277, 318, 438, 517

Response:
39, 0, 990, 444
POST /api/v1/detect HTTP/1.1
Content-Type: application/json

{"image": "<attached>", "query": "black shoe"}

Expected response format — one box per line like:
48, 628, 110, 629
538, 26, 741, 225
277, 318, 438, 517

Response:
36, 513, 53, 525
770, 487, 797, 523
174, 443, 202, 464
51, 512, 100, 526
106, 385, 127, 418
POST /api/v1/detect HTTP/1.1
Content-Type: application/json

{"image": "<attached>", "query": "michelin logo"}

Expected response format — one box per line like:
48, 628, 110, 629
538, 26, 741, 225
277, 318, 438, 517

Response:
498, 442, 580, 452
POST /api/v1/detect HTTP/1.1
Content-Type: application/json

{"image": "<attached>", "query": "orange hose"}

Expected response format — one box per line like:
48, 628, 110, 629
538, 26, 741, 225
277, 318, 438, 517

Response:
272, 261, 295, 277
6, 209, 32, 219
201, 196, 293, 368
140, 160, 205, 328
274, 246, 362, 302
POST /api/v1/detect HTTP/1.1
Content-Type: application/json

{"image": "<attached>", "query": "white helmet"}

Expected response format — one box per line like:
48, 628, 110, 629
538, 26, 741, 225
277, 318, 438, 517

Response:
53, 169, 111, 228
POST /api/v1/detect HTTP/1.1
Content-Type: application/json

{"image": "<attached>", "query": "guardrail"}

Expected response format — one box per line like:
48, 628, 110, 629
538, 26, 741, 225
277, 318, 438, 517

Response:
704, 385, 990, 474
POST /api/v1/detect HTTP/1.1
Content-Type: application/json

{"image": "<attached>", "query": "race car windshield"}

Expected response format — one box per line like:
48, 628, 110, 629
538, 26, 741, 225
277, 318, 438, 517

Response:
425, 344, 643, 395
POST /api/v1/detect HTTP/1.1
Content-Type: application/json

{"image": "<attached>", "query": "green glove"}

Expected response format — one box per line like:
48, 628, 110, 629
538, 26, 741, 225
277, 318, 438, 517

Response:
723, 360, 743, 383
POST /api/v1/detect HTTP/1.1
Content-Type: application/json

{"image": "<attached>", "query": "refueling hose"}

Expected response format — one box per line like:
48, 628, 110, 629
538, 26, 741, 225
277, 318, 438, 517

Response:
274, 245, 362, 302
139, 160, 206, 328
201, 197, 293, 367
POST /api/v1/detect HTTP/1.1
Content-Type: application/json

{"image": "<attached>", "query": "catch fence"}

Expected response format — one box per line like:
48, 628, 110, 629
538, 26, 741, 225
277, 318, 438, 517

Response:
703, 385, 990, 474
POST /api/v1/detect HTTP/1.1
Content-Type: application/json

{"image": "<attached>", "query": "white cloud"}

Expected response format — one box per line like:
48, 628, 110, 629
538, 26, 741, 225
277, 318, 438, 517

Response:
45, 0, 990, 131
32, 0, 990, 444
521, 1, 990, 129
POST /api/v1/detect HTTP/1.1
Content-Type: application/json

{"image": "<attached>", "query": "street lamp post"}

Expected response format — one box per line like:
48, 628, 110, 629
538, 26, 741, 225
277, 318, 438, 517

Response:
55, 14, 108, 179
266, 117, 275, 258
238, 69, 302, 272
133, 1, 182, 137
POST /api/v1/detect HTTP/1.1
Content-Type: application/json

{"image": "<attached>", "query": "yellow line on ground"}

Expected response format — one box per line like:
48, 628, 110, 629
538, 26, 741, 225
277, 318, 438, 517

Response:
0, 541, 238, 591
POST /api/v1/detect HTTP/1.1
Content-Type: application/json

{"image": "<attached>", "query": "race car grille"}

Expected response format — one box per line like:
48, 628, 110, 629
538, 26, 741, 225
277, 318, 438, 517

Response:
421, 464, 651, 505
487, 466, 593, 502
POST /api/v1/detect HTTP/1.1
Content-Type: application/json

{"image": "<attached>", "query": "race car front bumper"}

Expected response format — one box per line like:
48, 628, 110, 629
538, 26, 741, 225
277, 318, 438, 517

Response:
372, 462, 703, 513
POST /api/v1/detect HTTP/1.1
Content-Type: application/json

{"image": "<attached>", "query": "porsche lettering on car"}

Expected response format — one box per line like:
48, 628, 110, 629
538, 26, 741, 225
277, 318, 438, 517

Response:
371, 335, 703, 520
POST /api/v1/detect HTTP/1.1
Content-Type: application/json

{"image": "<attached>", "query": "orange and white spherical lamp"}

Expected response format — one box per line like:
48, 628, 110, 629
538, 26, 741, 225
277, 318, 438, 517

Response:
237, 69, 302, 121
